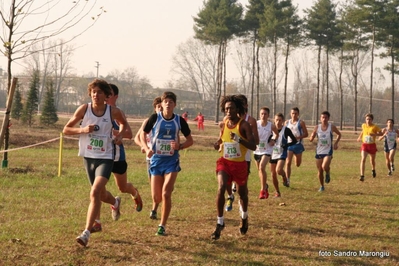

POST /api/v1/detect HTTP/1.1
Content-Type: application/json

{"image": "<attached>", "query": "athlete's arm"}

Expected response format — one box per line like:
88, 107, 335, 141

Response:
63, 104, 90, 135
300, 120, 309, 139
331, 124, 342, 150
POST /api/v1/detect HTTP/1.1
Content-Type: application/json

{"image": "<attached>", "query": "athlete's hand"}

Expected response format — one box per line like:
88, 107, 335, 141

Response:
171, 140, 180, 151
81, 124, 95, 134
146, 149, 154, 159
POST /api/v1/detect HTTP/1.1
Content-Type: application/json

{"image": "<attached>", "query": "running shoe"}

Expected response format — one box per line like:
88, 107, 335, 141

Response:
388, 171, 392, 176
76, 231, 90, 247
150, 210, 157, 220
274, 192, 281, 198
225, 195, 234, 212
155, 225, 166, 236
239, 217, 249, 235
133, 189, 143, 212
111, 196, 121, 221
319, 186, 325, 192
283, 177, 289, 187
211, 223, 225, 240
360, 176, 365, 182
372, 170, 376, 178
259, 189, 266, 199
90, 221, 102, 233
325, 173, 330, 184
232, 183, 237, 193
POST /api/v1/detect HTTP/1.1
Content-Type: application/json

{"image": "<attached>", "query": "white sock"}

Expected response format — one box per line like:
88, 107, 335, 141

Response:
83, 229, 91, 236
217, 216, 224, 225
113, 198, 119, 209
241, 211, 248, 219
95, 219, 101, 224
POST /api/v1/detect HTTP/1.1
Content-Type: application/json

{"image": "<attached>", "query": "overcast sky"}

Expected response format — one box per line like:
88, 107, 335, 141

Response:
1, 0, 314, 88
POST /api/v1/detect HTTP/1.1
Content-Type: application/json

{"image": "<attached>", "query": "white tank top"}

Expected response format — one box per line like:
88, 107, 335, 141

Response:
78, 103, 114, 159
254, 120, 273, 155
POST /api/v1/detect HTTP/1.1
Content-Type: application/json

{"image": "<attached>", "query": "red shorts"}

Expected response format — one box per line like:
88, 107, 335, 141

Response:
361, 143, 377, 154
216, 157, 248, 186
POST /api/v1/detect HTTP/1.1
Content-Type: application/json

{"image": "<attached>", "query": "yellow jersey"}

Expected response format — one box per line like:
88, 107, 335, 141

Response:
221, 119, 248, 162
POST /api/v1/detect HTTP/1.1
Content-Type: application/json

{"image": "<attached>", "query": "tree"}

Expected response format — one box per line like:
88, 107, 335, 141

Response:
279, 0, 302, 115
194, 0, 243, 122
40, 79, 58, 126
21, 69, 40, 127
243, 0, 265, 116
259, 0, 284, 115
171, 38, 219, 108
11, 84, 23, 120
0, 0, 105, 167
380, 0, 399, 121
304, 0, 340, 123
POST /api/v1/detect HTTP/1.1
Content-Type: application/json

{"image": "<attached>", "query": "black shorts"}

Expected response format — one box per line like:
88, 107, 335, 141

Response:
112, 160, 128, 175
269, 158, 285, 164
254, 154, 271, 162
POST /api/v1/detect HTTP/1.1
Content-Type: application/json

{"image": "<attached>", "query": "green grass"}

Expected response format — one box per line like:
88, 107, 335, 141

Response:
1, 120, 399, 265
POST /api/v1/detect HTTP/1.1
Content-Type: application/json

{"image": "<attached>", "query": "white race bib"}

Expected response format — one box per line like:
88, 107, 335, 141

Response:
223, 142, 241, 159
87, 134, 109, 154
155, 139, 174, 156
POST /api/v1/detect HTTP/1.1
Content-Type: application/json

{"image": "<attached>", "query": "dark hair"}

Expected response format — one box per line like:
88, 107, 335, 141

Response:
161, 91, 177, 103
152, 96, 162, 108
235, 94, 248, 113
365, 113, 374, 120
387, 118, 394, 124
274, 112, 285, 120
88, 79, 111, 97
291, 107, 299, 113
109, 83, 119, 96
321, 111, 330, 118
260, 106, 270, 115
220, 95, 245, 115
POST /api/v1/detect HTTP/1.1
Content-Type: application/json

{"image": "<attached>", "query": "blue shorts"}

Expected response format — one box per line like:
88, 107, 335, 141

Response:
315, 153, 332, 159
149, 158, 181, 176
384, 142, 397, 153
287, 143, 305, 154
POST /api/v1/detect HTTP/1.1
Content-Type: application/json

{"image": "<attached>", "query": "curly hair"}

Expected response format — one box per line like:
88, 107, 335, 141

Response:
220, 95, 245, 115
87, 79, 112, 97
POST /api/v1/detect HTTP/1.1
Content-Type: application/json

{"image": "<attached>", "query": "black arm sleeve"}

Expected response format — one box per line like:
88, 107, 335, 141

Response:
285, 128, 298, 147
180, 116, 191, 137
143, 113, 158, 133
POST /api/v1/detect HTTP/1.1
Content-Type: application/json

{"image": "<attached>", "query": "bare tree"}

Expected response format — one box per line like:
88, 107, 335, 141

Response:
171, 38, 219, 104
0, 0, 105, 166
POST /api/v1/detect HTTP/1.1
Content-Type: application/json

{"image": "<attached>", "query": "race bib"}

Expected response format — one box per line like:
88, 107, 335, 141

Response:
364, 135, 373, 144
256, 141, 267, 152
86, 134, 108, 153
155, 139, 174, 156
319, 136, 328, 147
273, 145, 282, 155
223, 142, 241, 159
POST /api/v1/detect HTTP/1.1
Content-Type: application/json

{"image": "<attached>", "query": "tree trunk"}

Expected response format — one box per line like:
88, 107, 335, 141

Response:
283, 42, 290, 116
273, 34, 277, 115
339, 48, 344, 130
391, 42, 395, 121
326, 46, 329, 111
369, 25, 375, 113
316, 45, 321, 125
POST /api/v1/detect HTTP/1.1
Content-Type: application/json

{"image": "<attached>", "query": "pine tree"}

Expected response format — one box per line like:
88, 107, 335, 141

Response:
40, 79, 58, 126
21, 69, 40, 127
11, 84, 23, 120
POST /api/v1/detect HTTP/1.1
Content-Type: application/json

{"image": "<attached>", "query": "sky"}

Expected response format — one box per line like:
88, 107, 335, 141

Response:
1, 0, 315, 88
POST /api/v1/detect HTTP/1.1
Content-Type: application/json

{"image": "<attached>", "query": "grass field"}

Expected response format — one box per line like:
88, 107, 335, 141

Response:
1, 118, 399, 265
